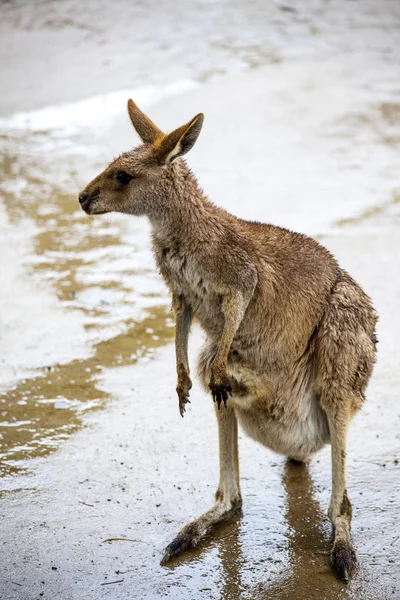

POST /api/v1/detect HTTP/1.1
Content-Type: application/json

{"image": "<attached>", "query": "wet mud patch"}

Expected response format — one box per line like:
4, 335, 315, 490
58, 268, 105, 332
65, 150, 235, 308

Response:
0, 145, 128, 307
330, 99, 400, 147
333, 190, 400, 228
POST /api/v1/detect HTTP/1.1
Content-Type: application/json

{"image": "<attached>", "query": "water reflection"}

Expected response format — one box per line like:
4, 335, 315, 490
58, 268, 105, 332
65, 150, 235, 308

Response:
214, 461, 337, 600
217, 514, 245, 600
249, 461, 336, 600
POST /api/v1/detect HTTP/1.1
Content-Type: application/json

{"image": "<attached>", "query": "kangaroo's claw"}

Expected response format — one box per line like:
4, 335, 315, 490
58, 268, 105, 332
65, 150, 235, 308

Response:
178, 395, 191, 418
210, 379, 232, 409
177, 375, 192, 418
161, 524, 200, 565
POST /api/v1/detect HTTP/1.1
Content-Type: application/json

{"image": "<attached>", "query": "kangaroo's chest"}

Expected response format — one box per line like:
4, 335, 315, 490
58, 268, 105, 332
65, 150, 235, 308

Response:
157, 246, 209, 303
156, 244, 222, 331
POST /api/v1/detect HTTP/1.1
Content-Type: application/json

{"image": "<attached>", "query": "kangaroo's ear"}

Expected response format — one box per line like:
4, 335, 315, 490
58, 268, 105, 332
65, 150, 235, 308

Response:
154, 113, 204, 166
127, 99, 164, 144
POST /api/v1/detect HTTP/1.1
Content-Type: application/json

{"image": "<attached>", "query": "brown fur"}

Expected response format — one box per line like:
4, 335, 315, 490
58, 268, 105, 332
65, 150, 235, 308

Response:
79, 100, 378, 582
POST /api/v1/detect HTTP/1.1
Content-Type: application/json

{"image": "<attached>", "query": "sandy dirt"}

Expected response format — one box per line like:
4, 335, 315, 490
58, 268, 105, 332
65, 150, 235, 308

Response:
0, 1, 400, 599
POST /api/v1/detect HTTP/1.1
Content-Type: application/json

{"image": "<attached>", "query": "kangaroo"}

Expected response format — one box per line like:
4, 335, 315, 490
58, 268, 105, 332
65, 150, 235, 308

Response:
79, 99, 378, 582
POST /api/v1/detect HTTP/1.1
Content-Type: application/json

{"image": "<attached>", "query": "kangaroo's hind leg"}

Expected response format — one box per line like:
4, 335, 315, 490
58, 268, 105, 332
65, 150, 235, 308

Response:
161, 404, 241, 564
315, 271, 377, 581
325, 408, 357, 582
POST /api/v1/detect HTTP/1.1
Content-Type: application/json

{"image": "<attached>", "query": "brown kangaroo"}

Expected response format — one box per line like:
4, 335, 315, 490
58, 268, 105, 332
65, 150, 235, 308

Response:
79, 99, 378, 582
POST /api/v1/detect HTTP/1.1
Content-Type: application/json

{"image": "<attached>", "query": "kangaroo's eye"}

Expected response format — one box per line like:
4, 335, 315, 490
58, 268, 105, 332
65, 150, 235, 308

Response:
116, 170, 133, 185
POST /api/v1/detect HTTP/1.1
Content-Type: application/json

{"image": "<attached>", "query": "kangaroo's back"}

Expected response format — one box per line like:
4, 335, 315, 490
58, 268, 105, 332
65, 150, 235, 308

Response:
189, 218, 341, 379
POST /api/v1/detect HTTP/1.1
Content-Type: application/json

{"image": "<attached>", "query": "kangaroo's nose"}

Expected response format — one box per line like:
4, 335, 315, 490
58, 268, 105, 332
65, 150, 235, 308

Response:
79, 191, 89, 204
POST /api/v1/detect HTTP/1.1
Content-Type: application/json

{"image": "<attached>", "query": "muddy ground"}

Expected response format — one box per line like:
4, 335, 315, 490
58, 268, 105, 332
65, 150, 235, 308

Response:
0, 1, 400, 599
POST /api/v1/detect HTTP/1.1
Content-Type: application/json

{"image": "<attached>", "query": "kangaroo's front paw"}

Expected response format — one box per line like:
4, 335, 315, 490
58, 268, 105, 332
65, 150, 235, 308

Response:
176, 368, 192, 417
209, 369, 232, 410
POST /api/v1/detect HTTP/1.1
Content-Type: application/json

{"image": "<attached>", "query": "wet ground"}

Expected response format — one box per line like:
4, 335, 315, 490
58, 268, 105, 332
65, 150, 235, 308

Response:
1, 1, 400, 598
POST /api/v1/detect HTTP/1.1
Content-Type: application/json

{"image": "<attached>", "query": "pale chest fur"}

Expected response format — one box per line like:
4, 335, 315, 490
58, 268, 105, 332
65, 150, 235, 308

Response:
154, 242, 223, 332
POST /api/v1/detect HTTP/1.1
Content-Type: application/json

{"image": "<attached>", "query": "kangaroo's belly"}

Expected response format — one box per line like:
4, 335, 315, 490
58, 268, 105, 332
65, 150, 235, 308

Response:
232, 389, 330, 460
197, 339, 330, 460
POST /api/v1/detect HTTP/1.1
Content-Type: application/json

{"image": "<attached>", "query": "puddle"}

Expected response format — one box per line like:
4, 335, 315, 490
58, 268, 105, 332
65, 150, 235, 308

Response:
0, 306, 174, 476
0, 135, 172, 475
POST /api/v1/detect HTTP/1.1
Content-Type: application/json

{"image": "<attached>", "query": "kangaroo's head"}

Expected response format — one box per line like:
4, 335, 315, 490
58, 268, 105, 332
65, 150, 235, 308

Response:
78, 99, 204, 217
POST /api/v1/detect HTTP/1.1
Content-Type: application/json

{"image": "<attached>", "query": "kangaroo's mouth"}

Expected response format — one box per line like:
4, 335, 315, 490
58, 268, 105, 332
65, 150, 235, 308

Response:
81, 201, 109, 215
78, 190, 108, 215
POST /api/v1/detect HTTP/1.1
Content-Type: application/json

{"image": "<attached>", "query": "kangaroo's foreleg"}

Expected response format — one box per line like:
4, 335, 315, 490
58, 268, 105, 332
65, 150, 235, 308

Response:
173, 293, 193, 417
209, 291, 248, 409
327, 412, 357, 582
161, 404, 241, 564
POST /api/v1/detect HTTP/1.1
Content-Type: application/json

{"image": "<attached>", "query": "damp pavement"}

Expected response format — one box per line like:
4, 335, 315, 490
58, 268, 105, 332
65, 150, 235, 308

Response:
0, 1, 400, 599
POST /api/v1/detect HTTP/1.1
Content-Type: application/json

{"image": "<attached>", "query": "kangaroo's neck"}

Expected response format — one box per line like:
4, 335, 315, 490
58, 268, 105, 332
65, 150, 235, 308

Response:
149, 160, 227, 246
